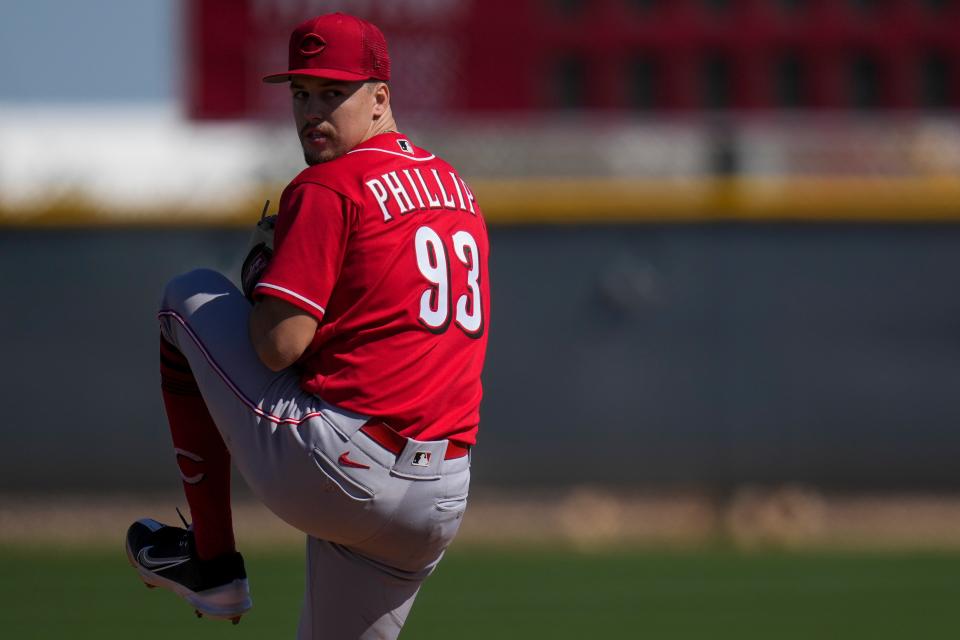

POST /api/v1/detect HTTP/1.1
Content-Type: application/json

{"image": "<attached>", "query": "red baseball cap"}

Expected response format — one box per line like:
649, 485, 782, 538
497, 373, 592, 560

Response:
263, 13, 390, 84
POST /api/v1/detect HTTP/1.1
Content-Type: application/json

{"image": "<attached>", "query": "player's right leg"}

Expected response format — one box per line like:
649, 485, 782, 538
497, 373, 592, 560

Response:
296, 449, 471, 639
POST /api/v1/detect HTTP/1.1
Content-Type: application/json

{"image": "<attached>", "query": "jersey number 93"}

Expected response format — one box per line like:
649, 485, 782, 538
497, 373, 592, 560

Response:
414, 225, 483, 337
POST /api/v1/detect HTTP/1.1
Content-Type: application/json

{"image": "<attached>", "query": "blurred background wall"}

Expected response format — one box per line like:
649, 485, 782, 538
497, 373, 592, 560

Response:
2, 0, 960, 494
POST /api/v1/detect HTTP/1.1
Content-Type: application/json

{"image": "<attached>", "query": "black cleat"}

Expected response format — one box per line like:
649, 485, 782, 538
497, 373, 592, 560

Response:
126, 518, 251, 621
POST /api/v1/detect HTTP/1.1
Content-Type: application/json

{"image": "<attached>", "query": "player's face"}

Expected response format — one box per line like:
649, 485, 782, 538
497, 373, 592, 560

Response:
291, 78, 380, 165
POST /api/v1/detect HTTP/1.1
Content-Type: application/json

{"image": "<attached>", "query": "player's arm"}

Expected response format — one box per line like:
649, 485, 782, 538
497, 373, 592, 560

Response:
248, 297, 318, 371
245, 182, 352, 370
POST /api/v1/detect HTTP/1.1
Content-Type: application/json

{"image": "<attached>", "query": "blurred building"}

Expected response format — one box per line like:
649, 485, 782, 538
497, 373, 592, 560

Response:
3, 1, 959, 217
187, 0, 960, 119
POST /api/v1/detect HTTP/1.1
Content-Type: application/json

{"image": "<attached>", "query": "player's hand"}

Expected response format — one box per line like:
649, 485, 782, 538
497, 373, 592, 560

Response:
241, 202, 277, 301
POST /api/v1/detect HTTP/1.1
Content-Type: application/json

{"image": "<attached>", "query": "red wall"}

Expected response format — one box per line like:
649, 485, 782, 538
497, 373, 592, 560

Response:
186, 0, 960, 119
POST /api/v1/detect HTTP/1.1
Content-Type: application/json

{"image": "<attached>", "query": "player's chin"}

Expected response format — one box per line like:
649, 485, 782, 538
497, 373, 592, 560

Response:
302, 148, 340, 166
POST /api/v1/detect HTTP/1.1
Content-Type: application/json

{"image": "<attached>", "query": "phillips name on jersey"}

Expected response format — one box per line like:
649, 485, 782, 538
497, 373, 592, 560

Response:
363, 139, 477, 221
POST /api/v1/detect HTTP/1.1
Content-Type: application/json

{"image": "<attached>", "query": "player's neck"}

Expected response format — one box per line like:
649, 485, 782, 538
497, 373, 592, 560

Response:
365, 112, 399, 142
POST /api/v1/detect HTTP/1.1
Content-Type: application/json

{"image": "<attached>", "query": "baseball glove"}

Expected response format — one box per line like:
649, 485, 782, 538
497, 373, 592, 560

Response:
241, 201, 276, 301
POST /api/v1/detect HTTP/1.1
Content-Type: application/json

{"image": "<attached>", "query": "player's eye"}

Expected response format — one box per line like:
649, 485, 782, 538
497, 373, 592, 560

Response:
324, 90, 343, 99
292, 90, 308, 100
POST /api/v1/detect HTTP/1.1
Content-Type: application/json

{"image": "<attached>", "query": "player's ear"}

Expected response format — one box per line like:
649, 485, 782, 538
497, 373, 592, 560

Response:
371, 82, 390, 118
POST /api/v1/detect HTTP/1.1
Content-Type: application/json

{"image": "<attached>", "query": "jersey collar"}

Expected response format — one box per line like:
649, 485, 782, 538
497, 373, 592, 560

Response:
348, 132, 433, 161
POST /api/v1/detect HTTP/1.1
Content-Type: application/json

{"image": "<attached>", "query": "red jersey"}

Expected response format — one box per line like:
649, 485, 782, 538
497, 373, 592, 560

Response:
255, 132, 490, 445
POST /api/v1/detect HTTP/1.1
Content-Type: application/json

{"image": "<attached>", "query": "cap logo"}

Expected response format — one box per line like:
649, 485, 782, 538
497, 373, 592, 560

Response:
299, 34, 327, 57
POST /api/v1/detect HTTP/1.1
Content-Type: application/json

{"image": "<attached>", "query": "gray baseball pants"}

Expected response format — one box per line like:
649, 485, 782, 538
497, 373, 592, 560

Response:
158, 268, 470, 639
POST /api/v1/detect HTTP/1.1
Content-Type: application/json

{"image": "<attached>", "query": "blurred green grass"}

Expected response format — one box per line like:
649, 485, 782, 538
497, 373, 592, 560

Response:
1, 544, 959, 639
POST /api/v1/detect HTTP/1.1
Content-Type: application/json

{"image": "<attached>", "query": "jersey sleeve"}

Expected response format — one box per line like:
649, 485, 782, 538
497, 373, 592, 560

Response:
253, 182, 354, 321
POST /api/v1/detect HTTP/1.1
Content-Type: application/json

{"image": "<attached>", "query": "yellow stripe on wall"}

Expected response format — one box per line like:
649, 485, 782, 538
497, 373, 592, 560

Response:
473, 177, 960, 224
2, 177, 960, 227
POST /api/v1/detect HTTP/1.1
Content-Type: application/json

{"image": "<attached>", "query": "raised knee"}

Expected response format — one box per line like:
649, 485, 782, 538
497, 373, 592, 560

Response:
160, 268, 232, 312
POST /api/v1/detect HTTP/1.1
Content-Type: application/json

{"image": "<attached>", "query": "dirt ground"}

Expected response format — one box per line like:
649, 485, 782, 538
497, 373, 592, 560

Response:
4, 486, 960, 550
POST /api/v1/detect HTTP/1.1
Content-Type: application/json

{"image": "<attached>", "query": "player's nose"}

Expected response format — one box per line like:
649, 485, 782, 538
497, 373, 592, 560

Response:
302, 95, 332, 119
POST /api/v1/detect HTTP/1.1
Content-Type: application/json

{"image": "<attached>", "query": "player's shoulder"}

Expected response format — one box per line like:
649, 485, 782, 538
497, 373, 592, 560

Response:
289, 133, 441, 200
288, 160, 352, 198
344, 132, 440, 167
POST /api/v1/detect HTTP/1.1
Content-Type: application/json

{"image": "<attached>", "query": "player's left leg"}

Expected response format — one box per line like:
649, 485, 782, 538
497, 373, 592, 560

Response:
127, 268, 281, 623
158, 335, 236, 561
130, 268, 411, 624
126, 517, 251, 624
126, 343, 252, 623
127, 316, 262, 622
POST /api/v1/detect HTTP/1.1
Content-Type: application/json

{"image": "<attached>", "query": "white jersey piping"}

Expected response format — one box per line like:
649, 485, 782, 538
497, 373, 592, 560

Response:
255, 282, 327, 314
158, 310, 327, 426
347, 148, 436, 162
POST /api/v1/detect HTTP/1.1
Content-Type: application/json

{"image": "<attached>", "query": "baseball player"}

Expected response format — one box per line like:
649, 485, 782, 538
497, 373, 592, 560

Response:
125, 13, 489, 639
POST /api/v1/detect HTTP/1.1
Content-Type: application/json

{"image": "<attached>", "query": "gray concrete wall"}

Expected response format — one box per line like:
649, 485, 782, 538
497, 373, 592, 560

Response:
2, 224, 958, 492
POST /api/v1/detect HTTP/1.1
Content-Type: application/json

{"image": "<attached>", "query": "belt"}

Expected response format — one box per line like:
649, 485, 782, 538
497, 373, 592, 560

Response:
360, 422, 470, 460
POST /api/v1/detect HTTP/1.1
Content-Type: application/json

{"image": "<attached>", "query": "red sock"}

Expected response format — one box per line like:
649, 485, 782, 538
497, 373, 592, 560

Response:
160, 336, 236, 560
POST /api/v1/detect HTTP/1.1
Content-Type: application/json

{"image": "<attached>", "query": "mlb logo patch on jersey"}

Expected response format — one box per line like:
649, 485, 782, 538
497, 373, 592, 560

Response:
397, 139, 412, 154
411, 451, 432, 467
